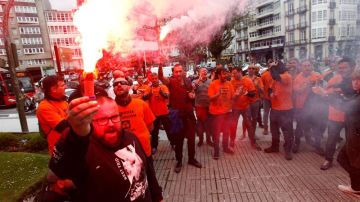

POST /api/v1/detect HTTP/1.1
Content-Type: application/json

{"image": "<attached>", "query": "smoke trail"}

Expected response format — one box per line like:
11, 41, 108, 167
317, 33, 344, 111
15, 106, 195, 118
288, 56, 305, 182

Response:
74, 0, 247, 70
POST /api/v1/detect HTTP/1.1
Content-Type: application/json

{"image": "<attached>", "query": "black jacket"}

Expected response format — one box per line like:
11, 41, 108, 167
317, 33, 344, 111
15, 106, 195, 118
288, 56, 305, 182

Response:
49, 128, 162, 202
330, 91, 360, 168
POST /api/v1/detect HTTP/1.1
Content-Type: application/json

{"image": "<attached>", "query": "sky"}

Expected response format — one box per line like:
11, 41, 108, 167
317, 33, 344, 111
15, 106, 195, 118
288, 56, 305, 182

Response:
49, 0, 76, 10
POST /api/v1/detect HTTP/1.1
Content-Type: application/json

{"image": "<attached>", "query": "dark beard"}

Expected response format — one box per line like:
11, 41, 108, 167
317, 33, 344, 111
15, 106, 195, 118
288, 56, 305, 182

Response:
115, 95, 132, 106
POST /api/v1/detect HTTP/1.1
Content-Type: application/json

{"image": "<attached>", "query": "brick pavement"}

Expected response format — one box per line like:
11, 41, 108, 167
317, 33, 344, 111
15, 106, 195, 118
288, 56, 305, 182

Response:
153, 136, 358, 202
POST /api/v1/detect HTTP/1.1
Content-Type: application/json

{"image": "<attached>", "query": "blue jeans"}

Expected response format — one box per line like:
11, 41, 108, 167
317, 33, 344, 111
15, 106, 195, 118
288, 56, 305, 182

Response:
325, 120, 345, 162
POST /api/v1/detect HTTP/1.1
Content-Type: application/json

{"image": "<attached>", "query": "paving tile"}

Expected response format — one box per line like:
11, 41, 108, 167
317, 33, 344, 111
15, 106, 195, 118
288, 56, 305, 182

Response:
153, 136, 358, 202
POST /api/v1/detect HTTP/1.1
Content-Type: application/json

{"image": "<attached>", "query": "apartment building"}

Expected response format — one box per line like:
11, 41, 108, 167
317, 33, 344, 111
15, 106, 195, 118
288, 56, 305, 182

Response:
233, 15, 250, 64
247, 0, 285, 62
44, 10, 83, 71
283, 0, 359, 60
284, 0, 311, 59
0, 0, 53, 75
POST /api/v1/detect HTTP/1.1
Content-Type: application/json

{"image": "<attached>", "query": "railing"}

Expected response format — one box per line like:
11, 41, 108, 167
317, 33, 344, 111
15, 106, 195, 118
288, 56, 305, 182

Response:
297, 5, 307, 13
286, 24, 296, 31
285, 9, 295, 16
285, 39, 307, 46
296, 22, 307, 29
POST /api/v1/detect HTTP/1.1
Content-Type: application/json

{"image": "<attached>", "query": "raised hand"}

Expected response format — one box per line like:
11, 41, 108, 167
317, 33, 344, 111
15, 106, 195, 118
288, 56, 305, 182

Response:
67, 97, 100, 136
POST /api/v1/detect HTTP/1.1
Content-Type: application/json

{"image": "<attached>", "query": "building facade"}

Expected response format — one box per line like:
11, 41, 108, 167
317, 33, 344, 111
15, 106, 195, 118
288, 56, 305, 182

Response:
283, 0, 360, 61
234, 16, 250, 64
0, 0, 53, 75
44, 10, 83, 72
247, 0, 285, 62
284, 0, 311, 60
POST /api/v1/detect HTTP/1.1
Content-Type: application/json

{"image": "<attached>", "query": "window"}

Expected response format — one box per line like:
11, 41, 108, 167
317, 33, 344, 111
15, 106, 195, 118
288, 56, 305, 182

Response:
23, 48, 44, 55
15, 0, 35, 2
312, 27, 327, 39
289, 32, 295, 42
288, 16, 294, 26
14, 6, 37, 14
17, 17, 39, 23
24, 59, 46, 66
19, 27, 41, 34
21, 38, 43, 45
300, 30, 306, 40
288, 3, 294, 12
312, 12, 316, 22
300, 14, 306, 24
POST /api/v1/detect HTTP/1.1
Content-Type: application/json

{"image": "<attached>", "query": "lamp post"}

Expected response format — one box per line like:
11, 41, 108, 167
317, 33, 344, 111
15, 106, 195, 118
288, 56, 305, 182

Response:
2, 0, 29, 133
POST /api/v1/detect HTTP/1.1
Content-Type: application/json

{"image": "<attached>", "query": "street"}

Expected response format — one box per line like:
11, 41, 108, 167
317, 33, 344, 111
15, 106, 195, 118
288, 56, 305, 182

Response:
0, 107, 39, 133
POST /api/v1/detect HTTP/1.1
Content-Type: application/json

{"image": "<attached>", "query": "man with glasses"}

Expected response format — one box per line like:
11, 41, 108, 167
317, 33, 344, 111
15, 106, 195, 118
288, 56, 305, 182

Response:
49, 96, 163, 201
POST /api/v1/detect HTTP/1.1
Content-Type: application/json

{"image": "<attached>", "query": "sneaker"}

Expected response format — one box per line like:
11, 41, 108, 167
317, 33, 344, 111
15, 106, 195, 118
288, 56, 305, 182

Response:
151, 148, 157, 155
338, 185, 360, 197
264, 146, 279, 153
188, 159, 202, 168
174, 162, 182, 173
292, 144, 299, 153
285, 152, 293, 160
320, 160, 332, 170
263, 128, 269, 135
223, 147, 235, 154
251, 143, 262, 151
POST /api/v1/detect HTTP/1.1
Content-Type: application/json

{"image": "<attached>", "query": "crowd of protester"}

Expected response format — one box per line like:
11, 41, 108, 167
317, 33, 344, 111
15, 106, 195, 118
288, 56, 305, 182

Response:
35, 56, 360, 201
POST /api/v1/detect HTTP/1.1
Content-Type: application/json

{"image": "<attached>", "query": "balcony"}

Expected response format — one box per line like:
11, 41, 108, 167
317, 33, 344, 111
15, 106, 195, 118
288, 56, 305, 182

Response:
237, 48, 249, 53
236, 35, 248, 41
328, 36, 335, 42
329, 1, 336, 9
257, 9, 274, 18
286, 24, 296, 31
285, 9, 295, 17
258, 20, 274, 29
328, 19, 336, 26
298, 39, 307, 44
297, 5, 307, 13
285, 40, 296, 46
285, 39, 308, 46
296, 22, 307, 29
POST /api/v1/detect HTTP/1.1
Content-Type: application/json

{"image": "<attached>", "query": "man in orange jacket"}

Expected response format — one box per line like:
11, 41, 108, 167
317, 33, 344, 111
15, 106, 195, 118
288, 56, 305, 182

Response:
36, 75, 69, 154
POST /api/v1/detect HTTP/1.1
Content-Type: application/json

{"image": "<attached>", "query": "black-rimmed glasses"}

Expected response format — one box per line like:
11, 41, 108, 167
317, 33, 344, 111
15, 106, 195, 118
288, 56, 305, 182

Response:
93, 115, 121, 126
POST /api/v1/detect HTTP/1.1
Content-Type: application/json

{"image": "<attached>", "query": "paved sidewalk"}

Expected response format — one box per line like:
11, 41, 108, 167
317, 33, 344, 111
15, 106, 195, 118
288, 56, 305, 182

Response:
153, 138, 358, 202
